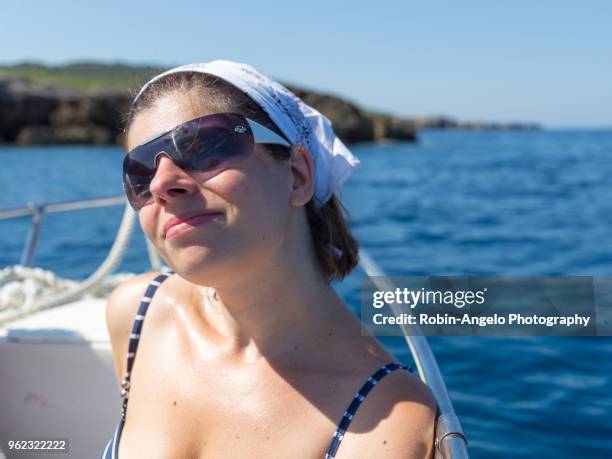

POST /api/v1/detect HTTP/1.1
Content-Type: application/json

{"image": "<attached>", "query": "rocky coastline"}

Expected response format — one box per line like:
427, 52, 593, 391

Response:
0, 75, 539, 146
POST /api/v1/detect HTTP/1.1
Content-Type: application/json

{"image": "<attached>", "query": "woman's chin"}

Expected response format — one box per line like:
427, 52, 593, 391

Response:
167, 249, 233, 284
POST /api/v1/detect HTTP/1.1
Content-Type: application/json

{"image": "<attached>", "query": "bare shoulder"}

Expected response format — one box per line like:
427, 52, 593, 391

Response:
337, 366, 437, 459
105, 272, 163, 387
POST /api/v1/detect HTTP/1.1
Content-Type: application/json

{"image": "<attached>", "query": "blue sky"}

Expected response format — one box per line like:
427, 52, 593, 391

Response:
3, 0, 611, 127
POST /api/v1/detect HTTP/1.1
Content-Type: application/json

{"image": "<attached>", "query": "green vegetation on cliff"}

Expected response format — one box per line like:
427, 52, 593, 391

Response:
0, 62, 165, 91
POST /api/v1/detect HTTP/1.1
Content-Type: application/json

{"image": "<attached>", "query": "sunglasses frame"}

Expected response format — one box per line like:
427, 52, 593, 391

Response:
123, 113, 292, 210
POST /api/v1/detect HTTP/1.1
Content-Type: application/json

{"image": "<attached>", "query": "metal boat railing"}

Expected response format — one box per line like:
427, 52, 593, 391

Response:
0, 196, 468, 458
0, 196, 126, 267
359, 251, 469, 459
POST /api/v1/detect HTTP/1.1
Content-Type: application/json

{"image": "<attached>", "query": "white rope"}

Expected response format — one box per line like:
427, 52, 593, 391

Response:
0, 203, 137, 326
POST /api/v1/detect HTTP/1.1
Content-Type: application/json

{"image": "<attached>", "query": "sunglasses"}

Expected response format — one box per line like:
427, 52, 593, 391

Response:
123, 112, 291, 210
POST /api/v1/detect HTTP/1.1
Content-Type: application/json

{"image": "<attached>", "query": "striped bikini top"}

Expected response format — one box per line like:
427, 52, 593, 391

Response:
101, 272, 412, 459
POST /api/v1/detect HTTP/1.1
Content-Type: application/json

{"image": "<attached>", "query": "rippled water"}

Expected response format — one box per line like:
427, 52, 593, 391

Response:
1, 129, 611, 458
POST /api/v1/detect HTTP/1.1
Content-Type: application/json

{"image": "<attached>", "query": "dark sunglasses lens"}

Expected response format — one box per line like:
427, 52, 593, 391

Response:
173, 114, 253, 171
123, 144, 160, 209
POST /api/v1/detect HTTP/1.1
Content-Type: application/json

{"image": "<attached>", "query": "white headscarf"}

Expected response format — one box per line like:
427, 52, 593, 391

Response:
133, 60, 360, 207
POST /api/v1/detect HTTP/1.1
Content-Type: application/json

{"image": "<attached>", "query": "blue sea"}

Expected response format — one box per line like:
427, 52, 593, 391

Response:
1, 129, 611, 458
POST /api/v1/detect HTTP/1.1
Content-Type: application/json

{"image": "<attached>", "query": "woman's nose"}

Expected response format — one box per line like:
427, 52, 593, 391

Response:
149, 154, 197, 205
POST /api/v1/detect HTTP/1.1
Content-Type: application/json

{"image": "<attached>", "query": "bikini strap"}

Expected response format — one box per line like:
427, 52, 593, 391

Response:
119, 271, 173, 421
324, 362, 413, 459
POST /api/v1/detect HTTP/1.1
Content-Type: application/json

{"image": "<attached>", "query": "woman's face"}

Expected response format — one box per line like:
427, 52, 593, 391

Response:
126, 90, 296, 284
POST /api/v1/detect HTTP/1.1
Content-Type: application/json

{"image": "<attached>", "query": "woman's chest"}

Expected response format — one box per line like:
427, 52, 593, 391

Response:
118, 332, 348, 458
119, 376, 340, 459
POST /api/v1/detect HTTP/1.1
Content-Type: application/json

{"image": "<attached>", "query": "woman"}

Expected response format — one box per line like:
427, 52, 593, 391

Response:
103, 60, 436, 458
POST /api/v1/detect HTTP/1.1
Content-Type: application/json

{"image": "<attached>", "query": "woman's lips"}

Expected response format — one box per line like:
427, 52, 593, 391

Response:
164, 212, 223, 240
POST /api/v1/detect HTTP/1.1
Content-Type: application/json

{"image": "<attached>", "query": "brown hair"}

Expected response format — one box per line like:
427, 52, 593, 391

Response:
124, 72, 359, 281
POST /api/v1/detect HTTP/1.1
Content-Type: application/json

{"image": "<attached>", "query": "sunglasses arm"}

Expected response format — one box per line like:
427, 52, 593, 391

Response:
246, 119, 291, 147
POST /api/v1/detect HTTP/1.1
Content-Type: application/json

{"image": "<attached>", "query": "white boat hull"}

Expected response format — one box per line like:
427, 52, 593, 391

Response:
0, 298, 118, 459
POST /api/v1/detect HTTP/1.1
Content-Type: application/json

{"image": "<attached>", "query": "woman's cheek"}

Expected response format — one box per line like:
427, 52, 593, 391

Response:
138, 210, 159, 243
203, 168, 249, 196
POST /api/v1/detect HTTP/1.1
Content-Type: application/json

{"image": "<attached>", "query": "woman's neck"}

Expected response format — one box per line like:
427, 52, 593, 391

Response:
210, 265, 344, 358
174, 235, 353, 366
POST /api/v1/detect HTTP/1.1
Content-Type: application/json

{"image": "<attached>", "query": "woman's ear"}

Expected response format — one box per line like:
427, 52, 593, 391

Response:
288, 145, 315, 207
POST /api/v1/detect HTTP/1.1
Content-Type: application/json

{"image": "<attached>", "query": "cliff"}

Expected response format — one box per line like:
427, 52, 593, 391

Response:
0, 63, 540, 146
0, 76, 417, 146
